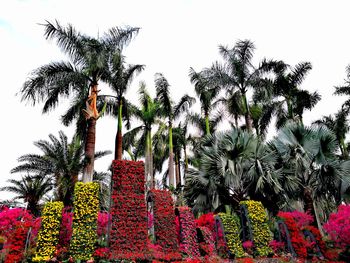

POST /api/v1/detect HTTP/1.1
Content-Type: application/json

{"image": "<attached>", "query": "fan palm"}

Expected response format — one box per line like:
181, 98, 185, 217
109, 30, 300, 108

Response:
11, 131, 111, 206
20, 20, 138, 182
271, 123, 350, 223
184, 128, 283, 215
155, 73, 195, 187
0, 176, 52, 216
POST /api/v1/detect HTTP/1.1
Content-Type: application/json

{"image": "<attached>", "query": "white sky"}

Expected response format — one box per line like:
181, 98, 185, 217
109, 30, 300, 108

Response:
1, 0, 350, 201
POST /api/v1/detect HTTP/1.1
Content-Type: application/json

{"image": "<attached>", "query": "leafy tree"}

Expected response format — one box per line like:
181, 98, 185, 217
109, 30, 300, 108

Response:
184, 128, 283, 215
155, 73, 195, 187
271, 123, 350, 224
0, 175, 52, 216
103, 53, 144, 160
11, 131, 110, 206
123, 83, 161, 189
20, 20, 138, 182
255, 61, 320, 132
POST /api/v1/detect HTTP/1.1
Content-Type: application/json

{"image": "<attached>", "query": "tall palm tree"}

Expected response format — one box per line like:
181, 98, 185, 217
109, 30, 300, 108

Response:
11, 131, 110, 206
189, 68, 220, 135
184, 128, 283, 215
103, 53, 144, 160
271, 123, 350, 224
20, 20, 139, 182
334, 64, 350, 112
255, 61, 320, 132
123, 83, 161, 189
0, 176, 52, 216
155, 73, 195, 187
206, 40, 265, 132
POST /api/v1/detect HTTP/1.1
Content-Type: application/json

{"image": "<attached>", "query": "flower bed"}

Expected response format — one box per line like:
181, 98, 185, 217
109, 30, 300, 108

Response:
148, 189, 181, 260
177, 206, 200, 258
33, 201, 64, 262
110, 160, 149, 260
69, 182, 99, 261
218, 212, 245, 258
240, 200, 273, 257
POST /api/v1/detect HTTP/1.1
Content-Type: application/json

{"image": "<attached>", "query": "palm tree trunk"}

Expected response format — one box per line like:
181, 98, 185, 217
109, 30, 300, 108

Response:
303, 186, 318, 227
149, 130, 154, 188
83, 118, 96, 182
115, 100, 123, 160
146, 128, 154, 189
175, 153, 180, 188
205, 113, 210, 135
184, 144, 188, 172
242, 93, 252, 132
168, 123, 175, 187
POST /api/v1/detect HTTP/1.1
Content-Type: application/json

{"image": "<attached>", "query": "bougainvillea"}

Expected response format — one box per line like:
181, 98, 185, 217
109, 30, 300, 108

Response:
110, 160, 149, 260
196, 213, 215, 239
240, 200, 273, 257
197, 226, 216, 257
214, 215, 229, 258
324, 204, 350, 249
177, 206, 200, 258
218, 213, 245, 258
58, 207, 73, 249
33, 201, 64, 262
277, 211, 307, 258
0, 207, 40, 263
70, 182, 99, 261
277, 210, 313, 229
148, 190, 181, 260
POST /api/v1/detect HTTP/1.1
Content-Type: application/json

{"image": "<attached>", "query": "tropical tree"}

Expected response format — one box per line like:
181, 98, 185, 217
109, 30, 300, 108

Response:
0, 175, 52, 216
334, 64, 350, 112
20, 20, 138, 182
184, 128, 283, 215
255, 61, 320, 132
205, 40, 268, 132
155, 73, 195, 187
11, 131, 110, 206
103, 53, 144, 160
123, 82, 161, 189
189, 68, 220, 135
271, 123, 350, 225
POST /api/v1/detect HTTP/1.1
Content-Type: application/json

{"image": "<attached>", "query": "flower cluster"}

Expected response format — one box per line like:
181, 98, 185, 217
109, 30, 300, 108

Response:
177, 206, 200, 258
197, 226, 216, 256
33, 201, 64, 262
324, 204, 350, 249
240, 200, 273, 256
110, 160, 148, 260
196, 213, 215, 239
214, 215, 229, 258
218, 212, 245, 258
277, 211, 307, 258
58, 207, 73, 249
149, 190, 179, 251
70, 182, 99, 260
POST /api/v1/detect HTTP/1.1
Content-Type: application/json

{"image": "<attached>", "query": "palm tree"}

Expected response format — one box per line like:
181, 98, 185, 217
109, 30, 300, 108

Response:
271, 123, 350, 224
205, 40, 265, 132
0, 176, 52, 216
103, 53, 144, 160
11, 131, 110, 206
20, 20, 139, 182
334, 64, 350, 112
123, 83, 161, 189
189, 68, 220, 135
155, 73, 195, 187
255, 61, 320, 132
184, 128, 283, 215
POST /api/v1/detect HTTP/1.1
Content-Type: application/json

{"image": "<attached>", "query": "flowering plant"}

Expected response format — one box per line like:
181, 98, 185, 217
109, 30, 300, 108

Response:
240, 200, 273, 257
69, 182, 99, 260
33, 201, 64, 262
110, 160, 149, 260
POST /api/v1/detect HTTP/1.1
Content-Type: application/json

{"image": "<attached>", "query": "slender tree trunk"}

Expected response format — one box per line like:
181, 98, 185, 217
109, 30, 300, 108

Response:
175, 153, 180, 188
115, 99, 123, 160
287, 97, 294, 120
146, 128, 154, 189
184, 144, 188, 172
205, 112, 210, 135
168, 122, 175, 188
303, 187, 318, 227
83, 118, 96, 182
149, 130, 154, 188
242, 93, 252, 132
234, 115, 239, 128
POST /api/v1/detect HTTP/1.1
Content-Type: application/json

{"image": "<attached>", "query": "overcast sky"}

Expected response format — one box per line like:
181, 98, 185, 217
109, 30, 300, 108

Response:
1, 0, 350, 201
